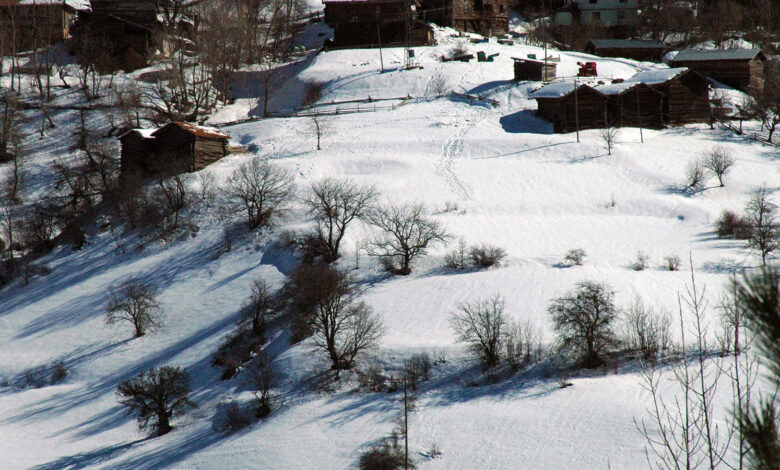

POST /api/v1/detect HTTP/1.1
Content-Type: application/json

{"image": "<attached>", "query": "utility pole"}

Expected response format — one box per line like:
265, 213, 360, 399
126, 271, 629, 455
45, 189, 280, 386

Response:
377, 23, 384, 72
574, 79, 580, 143
403, 377, 409, 469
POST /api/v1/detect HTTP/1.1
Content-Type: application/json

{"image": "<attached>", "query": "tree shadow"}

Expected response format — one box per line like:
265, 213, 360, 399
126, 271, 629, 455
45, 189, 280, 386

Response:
30, 439, 146, 470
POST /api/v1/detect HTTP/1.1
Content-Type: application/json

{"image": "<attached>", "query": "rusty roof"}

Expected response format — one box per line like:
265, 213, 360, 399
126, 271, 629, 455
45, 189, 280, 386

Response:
156, 122, 230, 140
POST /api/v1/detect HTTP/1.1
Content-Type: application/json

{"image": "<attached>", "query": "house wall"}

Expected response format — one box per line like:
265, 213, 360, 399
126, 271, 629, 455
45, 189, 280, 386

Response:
608, 87, 664, 128
536, 88, 608, 133
0, 4, 75, 50
193, 138, 228, 171
149, 125, 197, 173
556, 0, 639, 26
420, 0, 511, 36
325, 2, 432, 47
654, 78, 710, 125
587, 46, 665, 62
670, 58, 764, 94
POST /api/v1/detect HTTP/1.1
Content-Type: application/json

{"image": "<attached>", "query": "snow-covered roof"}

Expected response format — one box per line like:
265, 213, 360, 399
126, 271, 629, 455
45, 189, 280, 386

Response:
2, 0, 90, 9
529, 82, 582, 99
672, 48, 764, 62
624, 67, 688, 85
158, 122, 230, 139
595, 82, 641, 95
589, 39, 666, 49
119, 128, 157, 139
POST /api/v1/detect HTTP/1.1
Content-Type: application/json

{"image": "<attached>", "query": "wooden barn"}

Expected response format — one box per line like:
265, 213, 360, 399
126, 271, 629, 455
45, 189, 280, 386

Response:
323, 0, 433, 48
513, 57, 556, 82
669, 48, 767, 95
625, 67, 711, 125
0, 0, 87, 51
585, 39, 666, 63
596, 82, 665, 129
530, 82, 608, 133
419, 0, 512, 36
120, 122, 231, 177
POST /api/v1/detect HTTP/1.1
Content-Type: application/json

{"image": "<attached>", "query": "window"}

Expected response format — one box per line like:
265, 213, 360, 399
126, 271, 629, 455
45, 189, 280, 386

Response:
617, 9, 625, 18
589, 0, 597, 4
591, 11, 601, 21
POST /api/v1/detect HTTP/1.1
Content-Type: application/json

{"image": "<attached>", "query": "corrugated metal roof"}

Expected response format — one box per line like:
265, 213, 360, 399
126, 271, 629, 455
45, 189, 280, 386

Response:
529, 82, 594, 99
672, 48, 764, 62
589, 39, 666, 49
625, 67, 688, 85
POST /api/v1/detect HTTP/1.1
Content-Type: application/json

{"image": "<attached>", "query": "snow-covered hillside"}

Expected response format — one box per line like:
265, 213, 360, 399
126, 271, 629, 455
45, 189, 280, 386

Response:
1, 22, 778, 470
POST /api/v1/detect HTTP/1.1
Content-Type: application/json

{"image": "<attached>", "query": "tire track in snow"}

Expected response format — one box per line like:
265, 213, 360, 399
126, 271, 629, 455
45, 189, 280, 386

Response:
435, 110, 488, 200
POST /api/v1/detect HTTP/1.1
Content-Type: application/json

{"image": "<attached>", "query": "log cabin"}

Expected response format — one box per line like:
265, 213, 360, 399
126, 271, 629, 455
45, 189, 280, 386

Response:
596, 82, 665, 129
120, 122, 231, 177
419, 0, 512, 36
513, 57, 557, 82
669, 48, 767, 95
625, 67, 711, 125
529, 82, 608, 133
0, 0, 88, 51
323, 0, 433, 48
585, 39, 666, 63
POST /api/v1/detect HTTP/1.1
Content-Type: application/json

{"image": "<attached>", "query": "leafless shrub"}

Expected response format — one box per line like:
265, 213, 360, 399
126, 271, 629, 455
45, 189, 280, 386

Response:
244, 278, 274, 339
357, 363, 388, 393
715, 210, 753, 240
564, 248, 586, 266
600, 126, 618, 155
664, 254, 681, 271
50, 361, 68, 385
225, 159, 295, 230
469, 244, 506, 268
703, 146, 735, 187
505, 319, 542, 370
302, 81, 324, 106
686, 158, 707, 192
429, 73, 449, 98
746, 185, 780, 266
631, 251, 650, 271
220, 401, 252, 432
444, 238, 468, 269
404, 352, 433, 390
248, 351, 275, 418
106, 278, 161, 338
623, 298, 671, 362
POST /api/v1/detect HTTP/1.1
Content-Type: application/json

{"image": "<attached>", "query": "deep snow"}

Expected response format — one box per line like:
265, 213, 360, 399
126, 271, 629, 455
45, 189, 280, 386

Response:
0, 20, 778, 470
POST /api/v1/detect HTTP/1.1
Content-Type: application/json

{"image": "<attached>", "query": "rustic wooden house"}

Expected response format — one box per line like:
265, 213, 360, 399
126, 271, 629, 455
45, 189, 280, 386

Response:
669, 48, 767, 95
0, 0, 87, 51
120, 122, 231, 177
420, 0, 512, 36
529, 82, 608, 133
625, 67, 710, 125
585, 39, 666, 63
513, 57, 556, 82
323, 0, 433, 48
596, 81, 665, 128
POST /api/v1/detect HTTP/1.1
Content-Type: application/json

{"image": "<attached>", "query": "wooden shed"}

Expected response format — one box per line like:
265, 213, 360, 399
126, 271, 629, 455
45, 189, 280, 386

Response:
625, 67, 710, 125
513, 57, 556, 82
596, 82, 665, 129
585, 39, 666, 63
419, 0, 511, 36
323, 0, 433, 48
120, 122, 231, 177
530, 82, 608, 133
669, 49, 767, 95
0, 0, 86, 51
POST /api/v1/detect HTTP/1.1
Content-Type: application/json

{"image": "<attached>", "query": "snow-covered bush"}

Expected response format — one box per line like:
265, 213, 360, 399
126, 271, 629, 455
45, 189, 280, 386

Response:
631, 252, 650, 271
685, 158, 707, 191
664, 255, 681, 271
358, 445, 405, 470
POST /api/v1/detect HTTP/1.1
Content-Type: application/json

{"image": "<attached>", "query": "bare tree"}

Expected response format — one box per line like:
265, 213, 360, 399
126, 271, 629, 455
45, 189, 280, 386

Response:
304, 178, 376, 262
225, 159, 294, 230
686, 158, 707, 192
106, 278, 162, 337
248, 350, 275, 418
116, 366, 195, 436
623, 297, 671, 363
450, 294, 508, 368
600, 126, 618, 155
746, 185, 779, 266
0, 93, 23, 202
285, 262, 384, 371
548, 281, 617, 368
367, 203, 449, 275
703, 147, 735, 187
244, 278, 273, 338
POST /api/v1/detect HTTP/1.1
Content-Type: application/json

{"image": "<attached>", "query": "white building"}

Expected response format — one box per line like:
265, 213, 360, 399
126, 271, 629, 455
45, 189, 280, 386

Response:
554, 0, 639, 27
